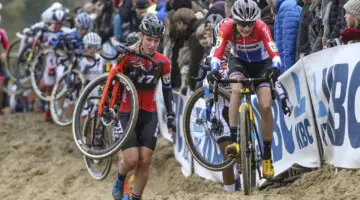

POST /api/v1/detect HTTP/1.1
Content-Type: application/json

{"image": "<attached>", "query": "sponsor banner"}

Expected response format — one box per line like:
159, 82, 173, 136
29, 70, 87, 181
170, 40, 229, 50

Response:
156, 84, 192, 177
303, 43, 360, 168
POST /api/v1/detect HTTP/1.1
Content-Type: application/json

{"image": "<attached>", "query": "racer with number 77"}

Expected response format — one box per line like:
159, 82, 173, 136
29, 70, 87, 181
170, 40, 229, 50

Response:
208, 0, 291, 180
111, 17, 176, 200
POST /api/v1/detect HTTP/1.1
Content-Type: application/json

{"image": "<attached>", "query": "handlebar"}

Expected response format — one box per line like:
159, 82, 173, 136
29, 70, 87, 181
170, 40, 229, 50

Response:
213, 76, 276, 100
100, 43, 164, 68
56, 50, 99, 69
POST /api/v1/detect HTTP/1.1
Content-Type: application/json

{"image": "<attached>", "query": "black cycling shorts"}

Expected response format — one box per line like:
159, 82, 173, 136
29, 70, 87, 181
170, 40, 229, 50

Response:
119, 110, 159, 151
227, 57, 272, 90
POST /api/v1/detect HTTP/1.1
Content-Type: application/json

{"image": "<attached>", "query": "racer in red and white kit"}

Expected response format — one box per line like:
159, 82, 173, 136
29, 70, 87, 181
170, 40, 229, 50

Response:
111, 17, 175, 200
0, 27, 9, 114
208, 0, 282, 180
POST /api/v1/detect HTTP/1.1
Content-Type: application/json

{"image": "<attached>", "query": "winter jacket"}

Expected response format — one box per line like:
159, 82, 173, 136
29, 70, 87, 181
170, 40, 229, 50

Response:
156, 0, 168, 23
274, 0, 302, 71
309, 0, 324, 53
329, 0, 348, 39
296, 3, 312, 60
261, 5, 275, 36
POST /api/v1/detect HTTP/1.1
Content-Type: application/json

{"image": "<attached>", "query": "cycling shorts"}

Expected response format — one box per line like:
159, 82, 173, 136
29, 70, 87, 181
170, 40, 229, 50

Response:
228, 57, 272, 90
119, 110, 159, 151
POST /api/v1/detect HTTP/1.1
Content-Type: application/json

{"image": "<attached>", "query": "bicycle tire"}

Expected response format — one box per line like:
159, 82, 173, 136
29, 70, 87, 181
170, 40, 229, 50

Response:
183, 86, 236, 171
72, 73, 139, 160
82, 114, 112, 180
15, 44, 33, 89
2, 79, 26, 96
50, 69, 86, 126
5, 39, 21, 81
240, 103, 251, 195
30, 49, 50, 101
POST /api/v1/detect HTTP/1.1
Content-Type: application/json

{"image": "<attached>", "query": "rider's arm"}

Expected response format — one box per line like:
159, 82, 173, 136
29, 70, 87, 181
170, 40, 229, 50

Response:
210, 20, 232, 71
161, 57, 174, 116
259, 22, 282, 69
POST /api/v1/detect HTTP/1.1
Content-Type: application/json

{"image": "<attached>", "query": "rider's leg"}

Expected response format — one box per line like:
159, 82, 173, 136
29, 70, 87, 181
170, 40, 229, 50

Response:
131, 111, 158, 199
132, 147, 153, 198
257, 84, 275, 179
0, 77, 4, 114
113, 113, 139, 200
218, 141, 236, 191
113, 147, 139, 200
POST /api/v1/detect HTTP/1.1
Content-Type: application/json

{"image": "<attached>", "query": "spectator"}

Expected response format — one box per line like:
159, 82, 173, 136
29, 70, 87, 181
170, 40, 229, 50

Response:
147, 0, 158, 14
173, 8, 204, 93
207, 1, 226, 18
269, 0, 301, 72
308, 0, 323, 53
261, 5, 275, 35
341, 0, 360, 44
94, 0, 114, 43
155, 0, 168, 23
296, 0, 312, 60
114, 0, 150, 42
329, 0, 348, 40
224, 0, 236, 17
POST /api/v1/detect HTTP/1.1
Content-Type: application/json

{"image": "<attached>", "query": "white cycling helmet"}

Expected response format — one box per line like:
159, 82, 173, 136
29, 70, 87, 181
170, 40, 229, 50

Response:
214, 18, 231, 37
231, 0, 261, 22
52, 9, 67, 23
75, 12, 92, 29
83, 32, 102, 50
41, 9, 53, 23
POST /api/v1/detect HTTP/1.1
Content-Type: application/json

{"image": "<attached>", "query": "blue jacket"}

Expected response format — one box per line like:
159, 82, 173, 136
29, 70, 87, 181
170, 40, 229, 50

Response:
274, 0, 301, 72
156, 0, 167, 23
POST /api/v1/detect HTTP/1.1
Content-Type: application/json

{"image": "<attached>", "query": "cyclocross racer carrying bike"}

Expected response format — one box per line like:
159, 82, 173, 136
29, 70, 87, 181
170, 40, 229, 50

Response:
111, 17, 175, 200
208, 0, 282, 180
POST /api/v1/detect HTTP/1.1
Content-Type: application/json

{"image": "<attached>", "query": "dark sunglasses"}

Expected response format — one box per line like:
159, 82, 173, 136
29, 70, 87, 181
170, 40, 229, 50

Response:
235, 20, 256, 27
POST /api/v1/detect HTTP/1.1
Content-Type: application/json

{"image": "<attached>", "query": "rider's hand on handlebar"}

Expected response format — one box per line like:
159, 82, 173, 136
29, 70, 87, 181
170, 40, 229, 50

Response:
207, 69, 221, 84
266, 67, 281, 81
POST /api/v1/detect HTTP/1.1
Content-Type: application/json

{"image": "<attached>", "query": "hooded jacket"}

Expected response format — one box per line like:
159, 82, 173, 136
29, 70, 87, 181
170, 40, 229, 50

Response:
274, 0, 302, 71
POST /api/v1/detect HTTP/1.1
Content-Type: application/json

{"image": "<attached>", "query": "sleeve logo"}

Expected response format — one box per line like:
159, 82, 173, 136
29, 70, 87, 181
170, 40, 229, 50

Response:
268, 41, 278, 52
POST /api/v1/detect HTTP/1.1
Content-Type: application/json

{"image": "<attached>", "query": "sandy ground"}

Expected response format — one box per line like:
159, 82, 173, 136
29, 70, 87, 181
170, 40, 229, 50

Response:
1, 113, 360, 200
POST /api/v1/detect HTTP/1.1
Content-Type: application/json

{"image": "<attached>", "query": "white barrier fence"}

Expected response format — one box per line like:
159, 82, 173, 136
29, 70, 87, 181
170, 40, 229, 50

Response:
156, 43, 360, 183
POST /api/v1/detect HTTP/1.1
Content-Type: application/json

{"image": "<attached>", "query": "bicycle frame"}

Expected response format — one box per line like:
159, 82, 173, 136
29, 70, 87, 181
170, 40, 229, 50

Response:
97, 53, 127, 117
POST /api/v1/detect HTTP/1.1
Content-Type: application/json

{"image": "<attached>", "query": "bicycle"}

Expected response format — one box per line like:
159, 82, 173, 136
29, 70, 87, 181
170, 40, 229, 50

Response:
50, 50, 99, 126
15, 27, 51, 89
72, 43, 164, 160
184, 70, 291, 195
30, 32, 82, 102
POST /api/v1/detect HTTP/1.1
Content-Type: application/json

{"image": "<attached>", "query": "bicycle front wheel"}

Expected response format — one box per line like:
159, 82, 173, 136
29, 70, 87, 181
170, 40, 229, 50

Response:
239, 103, 254, 195
72, 73, 139, 160
50, 69, 86, 126
183, 86, 235, 171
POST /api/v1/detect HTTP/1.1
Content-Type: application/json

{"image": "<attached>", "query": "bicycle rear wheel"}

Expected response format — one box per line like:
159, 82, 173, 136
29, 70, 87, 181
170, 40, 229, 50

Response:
72, 73, 138, 160
82, 113, 112, 180
183, 86, 235, 171
30, 49, 50, 101
5, 39, 21, 81
50, 69, 86, 126
15, 44, 33, 89
239, 103, 255, 195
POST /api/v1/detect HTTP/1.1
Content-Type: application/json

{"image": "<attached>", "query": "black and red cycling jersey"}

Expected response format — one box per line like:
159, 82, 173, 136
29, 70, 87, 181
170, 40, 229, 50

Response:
119, 51, 171, 113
